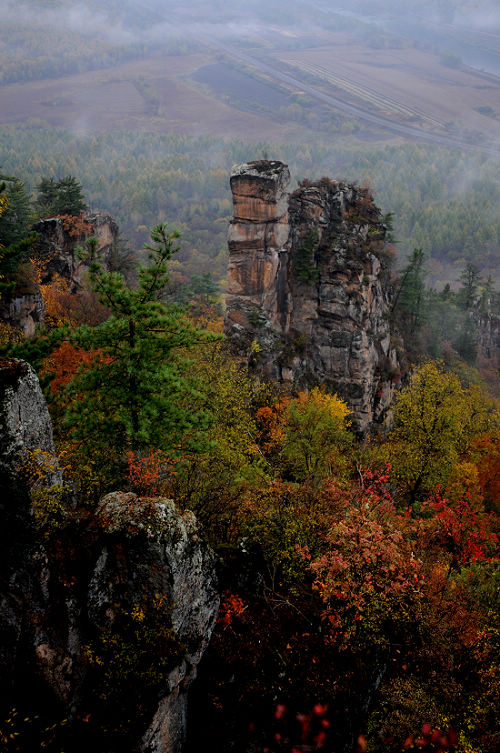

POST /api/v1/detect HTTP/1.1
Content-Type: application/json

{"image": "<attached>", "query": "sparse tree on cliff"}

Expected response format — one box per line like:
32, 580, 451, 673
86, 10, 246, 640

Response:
457, 262, 481, 311
0, 176, 37, 300
35, 175, 87, 218
393, 248, 427, 339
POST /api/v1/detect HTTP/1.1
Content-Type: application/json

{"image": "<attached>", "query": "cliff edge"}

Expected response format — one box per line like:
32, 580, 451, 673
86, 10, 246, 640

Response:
225, 160, 401, 432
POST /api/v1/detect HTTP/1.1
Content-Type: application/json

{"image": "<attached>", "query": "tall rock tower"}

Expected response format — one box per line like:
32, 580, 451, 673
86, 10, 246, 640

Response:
225, 160, 401, 432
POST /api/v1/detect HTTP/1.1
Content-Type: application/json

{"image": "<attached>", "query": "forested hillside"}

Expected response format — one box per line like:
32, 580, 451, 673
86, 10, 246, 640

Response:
0, 172, 499, 750
1, 126, 500, 290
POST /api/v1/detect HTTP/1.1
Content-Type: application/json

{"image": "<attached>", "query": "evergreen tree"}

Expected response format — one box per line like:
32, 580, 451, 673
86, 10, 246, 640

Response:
63, 224, 216, 455
0, 234, 37, 299
0, 175, 32, 247
0, 176, 36, 300
0, 180, 8, 223
393, 248, 427, 339
54, 175, 87, 215
34, 177, 58, 218
34, 175, 87, 218
457, 263, 481, 311
454, 317, 478, 364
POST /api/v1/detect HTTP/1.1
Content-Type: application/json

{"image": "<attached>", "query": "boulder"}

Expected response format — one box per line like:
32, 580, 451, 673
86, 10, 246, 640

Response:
0, 359, 219, 753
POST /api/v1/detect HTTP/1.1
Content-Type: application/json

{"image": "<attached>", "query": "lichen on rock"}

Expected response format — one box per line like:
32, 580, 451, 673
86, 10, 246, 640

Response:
0, 359, 220, 753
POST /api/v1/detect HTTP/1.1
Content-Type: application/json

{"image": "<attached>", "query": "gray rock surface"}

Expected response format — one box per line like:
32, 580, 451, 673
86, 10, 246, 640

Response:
0, 358, 58, 483
225, 161, 401, 432
90, 492, 219, 753
0, 360, 219, 753
32, 212, 119, 291
0, 290, 45, 337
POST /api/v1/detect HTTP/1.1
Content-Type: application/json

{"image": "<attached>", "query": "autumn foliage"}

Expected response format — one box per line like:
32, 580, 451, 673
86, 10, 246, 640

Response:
4, 208, 499, 753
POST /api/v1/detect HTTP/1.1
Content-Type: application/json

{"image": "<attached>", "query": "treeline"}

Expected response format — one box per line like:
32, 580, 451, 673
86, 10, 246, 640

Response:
1, 125, 499, 290
394, 249, 500, 371
0, 24, 194, 85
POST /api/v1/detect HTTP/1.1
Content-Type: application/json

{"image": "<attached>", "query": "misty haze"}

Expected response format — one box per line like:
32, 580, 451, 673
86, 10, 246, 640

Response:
1, 3, 500, 752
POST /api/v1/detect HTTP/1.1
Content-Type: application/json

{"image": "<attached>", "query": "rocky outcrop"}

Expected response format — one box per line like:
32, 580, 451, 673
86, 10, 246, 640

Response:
0, 289, 45, 337
0, 213, 119, 338
91, 492, 219, 753
0, 358, 62, 703
0, 359, 219, 752
225, 161, 401, 432
476, 308, 500, 362
0, 358, 59, 486
32, 212, 119, 291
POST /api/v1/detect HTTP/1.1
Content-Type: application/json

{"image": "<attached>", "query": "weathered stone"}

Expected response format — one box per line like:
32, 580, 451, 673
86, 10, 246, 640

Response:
0, 358, 59, 487
0, 213, 120, 338
32, 212, 119, 291
0, 360, 219, 753
225, 161, 401, 432
0, 358, 61, 705
0, 290, 45, 337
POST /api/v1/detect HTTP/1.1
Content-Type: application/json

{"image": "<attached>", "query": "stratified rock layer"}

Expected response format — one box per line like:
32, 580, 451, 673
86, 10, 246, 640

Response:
225, 161, 400, 431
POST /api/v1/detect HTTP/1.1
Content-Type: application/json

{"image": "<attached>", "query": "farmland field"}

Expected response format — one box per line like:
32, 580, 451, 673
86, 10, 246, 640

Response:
2, 27, 500, 150
0, 53, 306, 142
272, 39, 500, 141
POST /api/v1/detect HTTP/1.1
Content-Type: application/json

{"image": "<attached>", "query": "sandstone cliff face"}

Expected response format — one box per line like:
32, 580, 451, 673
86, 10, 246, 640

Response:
225, 161, 400, 432
0, 359, 219, 753
0, 213, 119, 337
32, 212, 119, 290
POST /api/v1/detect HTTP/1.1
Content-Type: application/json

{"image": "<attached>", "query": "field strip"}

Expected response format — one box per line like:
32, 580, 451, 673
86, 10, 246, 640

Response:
286, 59, 447, 128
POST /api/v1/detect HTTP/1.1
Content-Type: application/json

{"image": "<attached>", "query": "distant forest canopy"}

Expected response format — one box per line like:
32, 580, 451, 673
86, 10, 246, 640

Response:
0, 0, 358, 87
0, 0, 196, 86
4, 0, 497, 88
1, 125, 499, 290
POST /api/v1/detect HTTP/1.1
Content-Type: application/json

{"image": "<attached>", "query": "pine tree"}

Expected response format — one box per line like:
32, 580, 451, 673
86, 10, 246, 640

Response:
34, 177, 58, 218
0, 176, 36, 300
393, 248, 427, 338
0, 175, 32, 247
54, 175, 87, 215
457, 263, 481, 311
63, 224, 217, 455
35, 175, 87, 218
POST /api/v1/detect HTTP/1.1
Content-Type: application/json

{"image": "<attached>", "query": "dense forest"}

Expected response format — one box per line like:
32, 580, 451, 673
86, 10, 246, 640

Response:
1, 126, 500, 291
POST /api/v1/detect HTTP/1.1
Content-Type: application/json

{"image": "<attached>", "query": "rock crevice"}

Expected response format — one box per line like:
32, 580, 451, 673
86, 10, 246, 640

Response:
225, 160, 401, 431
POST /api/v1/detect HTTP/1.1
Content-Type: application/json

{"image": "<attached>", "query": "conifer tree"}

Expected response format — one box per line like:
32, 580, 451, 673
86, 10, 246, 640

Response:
457, 262, 481, 311
64, 224, 216, 455
0, 176, 36, 300
55, 175, 87, 216
35, 175, 87, 218
393, 248, 427, 338
0, 175, 32, 246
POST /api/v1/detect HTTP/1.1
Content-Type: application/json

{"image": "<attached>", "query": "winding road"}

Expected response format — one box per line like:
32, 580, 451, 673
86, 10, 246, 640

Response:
137, 0, 500, 157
